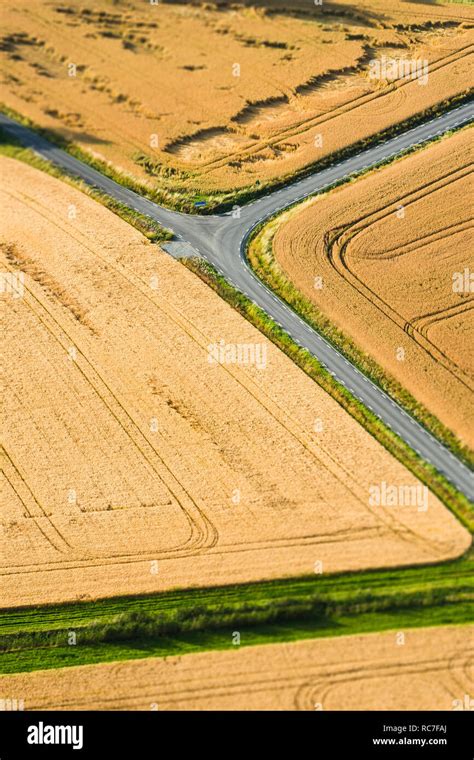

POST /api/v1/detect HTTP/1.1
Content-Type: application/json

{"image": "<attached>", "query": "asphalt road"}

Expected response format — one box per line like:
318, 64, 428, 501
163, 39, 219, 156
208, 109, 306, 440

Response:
1, 103, 473, 500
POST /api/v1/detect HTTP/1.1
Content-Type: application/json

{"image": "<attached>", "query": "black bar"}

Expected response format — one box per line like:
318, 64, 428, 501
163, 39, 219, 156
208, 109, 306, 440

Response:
0, 711, 471, 758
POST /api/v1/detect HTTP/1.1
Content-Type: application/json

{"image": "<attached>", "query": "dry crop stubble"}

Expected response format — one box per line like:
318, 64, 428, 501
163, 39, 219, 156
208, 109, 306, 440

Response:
1, 157, 470, 608
273, 128, 474, 449
0, 625, 471, 710
0, 0, 472, 197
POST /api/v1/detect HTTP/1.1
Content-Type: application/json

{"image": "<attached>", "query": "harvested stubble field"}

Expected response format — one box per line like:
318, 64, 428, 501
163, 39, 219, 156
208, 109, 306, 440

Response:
1, 0, 473, 199
273, 129, 474, 450
1, 157, 470, 608
1, 625, 471, 710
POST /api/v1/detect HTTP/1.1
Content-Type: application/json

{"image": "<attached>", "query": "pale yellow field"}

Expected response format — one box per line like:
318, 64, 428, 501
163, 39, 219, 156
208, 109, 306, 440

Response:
1, 157, 470, 608
1, 625, 471, 710
1, 0, 472, 197
274, 128, 474, 449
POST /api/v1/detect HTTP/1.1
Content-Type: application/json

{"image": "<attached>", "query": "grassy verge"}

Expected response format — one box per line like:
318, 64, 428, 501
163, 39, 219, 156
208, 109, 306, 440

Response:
184, 258, 473, 530
1, 550, 472, 674
246, 126, 474, 473
1, 90, 472, 214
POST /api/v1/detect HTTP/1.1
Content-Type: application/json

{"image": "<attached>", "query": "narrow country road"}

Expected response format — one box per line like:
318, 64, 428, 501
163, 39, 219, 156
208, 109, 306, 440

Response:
1, 103, 473, 500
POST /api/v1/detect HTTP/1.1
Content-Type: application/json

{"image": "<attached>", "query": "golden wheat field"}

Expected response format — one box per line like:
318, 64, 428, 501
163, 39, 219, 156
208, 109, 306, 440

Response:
273, 128, 474, 449
1, 625, 471, 710
1, 156, 470, 607
1, 0, 473, 196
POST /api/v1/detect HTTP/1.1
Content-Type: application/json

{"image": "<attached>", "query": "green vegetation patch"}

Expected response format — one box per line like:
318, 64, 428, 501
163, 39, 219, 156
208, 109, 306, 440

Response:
1, 550, 473, 674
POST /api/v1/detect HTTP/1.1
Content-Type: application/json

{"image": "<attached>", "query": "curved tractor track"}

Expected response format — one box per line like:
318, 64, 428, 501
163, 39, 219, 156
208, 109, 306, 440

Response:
1, 103, 473, 501
326, 162, 474, 395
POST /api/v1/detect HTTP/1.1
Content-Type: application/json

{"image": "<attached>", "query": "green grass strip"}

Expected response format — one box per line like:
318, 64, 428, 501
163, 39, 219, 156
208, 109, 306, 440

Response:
1, 550, 472, 674
1, 606, 472, 676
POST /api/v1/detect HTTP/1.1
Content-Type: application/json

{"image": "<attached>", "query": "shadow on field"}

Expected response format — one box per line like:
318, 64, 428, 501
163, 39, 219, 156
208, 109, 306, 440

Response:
161, 1, 386, 29
59, 130, 111, 145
